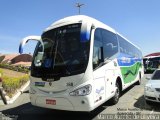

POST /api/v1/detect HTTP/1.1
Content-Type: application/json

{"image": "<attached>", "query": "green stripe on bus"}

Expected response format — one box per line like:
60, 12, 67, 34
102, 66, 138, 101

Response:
120, 62, 142, 84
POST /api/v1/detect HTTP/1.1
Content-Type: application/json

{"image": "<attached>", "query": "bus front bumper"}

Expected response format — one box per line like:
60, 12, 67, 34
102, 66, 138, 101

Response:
30, 94, 94, 112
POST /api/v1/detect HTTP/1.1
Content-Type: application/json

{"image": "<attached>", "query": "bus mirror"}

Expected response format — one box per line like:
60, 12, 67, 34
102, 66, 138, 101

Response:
19, 36, 43, 54
28, 66, 31, 70
36, 52, 44, 61
80, 22, 92, 42
34, 52, 44, 66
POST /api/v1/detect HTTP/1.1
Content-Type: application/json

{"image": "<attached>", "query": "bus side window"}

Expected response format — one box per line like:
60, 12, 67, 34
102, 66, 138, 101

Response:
93, 29, 103, 69
102, 29, 118, 59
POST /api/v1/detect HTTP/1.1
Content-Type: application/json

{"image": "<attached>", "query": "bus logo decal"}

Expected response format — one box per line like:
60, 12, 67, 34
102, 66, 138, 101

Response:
49, 82, 52, 86
96, 86, 104, 94
35, 82, 45, 87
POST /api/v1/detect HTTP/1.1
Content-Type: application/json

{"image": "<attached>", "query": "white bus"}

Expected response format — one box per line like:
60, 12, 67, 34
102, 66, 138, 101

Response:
19, 15, 144, 112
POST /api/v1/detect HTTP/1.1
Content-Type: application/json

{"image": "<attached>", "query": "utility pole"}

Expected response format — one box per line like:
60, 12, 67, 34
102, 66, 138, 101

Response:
76, 3, 84, 14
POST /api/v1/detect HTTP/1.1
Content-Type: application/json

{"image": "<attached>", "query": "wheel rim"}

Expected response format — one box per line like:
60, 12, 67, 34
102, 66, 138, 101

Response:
115, 84, 120, 101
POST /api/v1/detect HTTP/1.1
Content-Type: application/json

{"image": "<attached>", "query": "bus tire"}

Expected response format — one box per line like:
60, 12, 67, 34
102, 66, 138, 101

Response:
145, 100, 152, 105
110, 82, 120, 105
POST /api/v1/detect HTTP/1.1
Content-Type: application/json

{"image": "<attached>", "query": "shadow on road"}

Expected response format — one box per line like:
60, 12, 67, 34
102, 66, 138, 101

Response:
1, 81, 140, 120
22, 90, 29, 94
134, 95, 160, 112
1, 102, 108, 120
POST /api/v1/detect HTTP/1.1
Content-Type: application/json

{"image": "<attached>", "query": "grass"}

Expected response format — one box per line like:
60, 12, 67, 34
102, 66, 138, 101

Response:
1, 68, 27, 78
0, 68, 29, 98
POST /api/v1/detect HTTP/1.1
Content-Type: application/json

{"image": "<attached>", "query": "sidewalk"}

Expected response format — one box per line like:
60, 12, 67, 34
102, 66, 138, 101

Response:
0, 81, 30, 105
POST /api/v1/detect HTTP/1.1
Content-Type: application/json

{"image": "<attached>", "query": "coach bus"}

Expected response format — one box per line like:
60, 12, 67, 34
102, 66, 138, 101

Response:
19, 15, 144, 111
143, 56, 160, 73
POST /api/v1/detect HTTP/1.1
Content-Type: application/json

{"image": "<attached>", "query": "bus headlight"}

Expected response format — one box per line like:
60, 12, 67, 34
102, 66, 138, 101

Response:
69, 84, 92, 96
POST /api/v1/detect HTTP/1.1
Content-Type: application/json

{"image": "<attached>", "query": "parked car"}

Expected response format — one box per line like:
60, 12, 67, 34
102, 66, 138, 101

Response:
144, 69, 160, 104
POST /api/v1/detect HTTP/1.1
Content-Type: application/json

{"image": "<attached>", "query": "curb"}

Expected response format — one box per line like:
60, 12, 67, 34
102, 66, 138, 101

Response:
6, 81, 30, 104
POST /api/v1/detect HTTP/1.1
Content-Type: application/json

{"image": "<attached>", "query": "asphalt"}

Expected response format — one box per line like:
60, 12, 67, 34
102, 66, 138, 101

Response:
0, 74, 160, 120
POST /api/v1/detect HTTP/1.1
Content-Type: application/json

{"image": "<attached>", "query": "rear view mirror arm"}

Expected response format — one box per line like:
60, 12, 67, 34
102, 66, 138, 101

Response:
19, 36, 43, 54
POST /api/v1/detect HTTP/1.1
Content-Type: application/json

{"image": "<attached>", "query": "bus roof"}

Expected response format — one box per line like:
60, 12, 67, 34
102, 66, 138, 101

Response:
44, 15, 141, 51
44, 15, 116, 33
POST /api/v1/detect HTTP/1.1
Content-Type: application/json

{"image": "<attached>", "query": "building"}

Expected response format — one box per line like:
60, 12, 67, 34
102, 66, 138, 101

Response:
144, 52, 160, 58
0, 54, 32, 67
143, 52, 160, 73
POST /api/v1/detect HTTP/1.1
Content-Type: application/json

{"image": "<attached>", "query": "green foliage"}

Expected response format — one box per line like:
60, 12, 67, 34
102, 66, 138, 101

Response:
2, 74, 29, 98
0, 66, 29, 98
0, 68, 3, 75
0, 63, 29, 73
0, 56, 5, 63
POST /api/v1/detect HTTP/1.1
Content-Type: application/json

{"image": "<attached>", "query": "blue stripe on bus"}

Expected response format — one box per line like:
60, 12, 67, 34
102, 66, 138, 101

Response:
80, 31, 90, 42
117, 53, 141, 66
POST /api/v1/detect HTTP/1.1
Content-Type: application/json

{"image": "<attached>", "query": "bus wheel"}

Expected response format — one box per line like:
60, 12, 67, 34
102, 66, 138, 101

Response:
111, 82, 120, 105
145, 100, 152, 105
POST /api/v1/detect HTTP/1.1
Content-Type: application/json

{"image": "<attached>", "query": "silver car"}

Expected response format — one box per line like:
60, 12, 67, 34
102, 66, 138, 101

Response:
144, 69, 160, 104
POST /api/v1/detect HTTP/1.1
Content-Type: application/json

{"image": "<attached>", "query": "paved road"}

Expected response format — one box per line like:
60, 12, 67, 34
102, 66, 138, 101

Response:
0, 74, 160, 120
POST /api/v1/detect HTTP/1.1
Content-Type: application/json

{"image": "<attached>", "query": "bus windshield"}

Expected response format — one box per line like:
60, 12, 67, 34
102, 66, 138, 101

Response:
31, 23, 90, 78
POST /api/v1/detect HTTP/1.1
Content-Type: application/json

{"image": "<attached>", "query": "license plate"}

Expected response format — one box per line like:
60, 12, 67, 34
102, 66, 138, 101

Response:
46, 99, 56, 105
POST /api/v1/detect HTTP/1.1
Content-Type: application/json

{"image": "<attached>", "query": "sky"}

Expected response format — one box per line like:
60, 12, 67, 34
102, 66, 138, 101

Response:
0, 0, 160, 56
